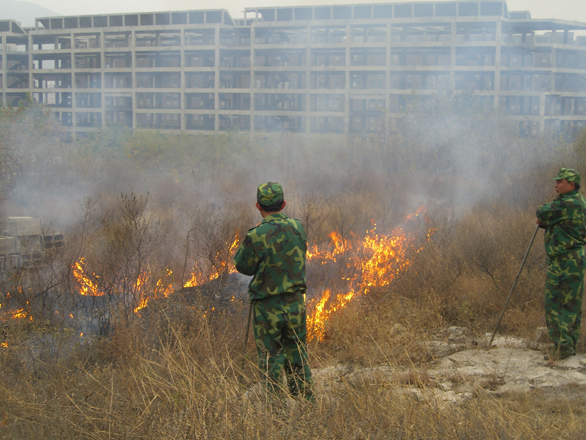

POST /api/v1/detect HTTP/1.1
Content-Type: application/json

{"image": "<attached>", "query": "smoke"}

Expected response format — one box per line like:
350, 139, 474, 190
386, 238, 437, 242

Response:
1, 95, 575, 232
0, 96, 577, 275
0, 93, 581, 348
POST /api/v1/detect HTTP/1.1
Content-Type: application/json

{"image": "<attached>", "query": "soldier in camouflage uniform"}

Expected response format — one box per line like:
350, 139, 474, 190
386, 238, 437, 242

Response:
234, 182, 314, 400
536, 168, 586, 360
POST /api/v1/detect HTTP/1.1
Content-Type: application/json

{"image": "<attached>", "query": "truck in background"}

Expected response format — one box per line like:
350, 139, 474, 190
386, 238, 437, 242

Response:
0, 217, 64, 275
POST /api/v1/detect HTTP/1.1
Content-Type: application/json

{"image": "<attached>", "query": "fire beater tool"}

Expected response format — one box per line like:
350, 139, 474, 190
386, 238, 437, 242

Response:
488, 224, 540, 348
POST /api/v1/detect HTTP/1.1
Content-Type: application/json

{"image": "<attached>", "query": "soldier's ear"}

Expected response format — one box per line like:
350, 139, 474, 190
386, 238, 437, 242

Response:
255, 202, 263, 212
281, 201, 287, 210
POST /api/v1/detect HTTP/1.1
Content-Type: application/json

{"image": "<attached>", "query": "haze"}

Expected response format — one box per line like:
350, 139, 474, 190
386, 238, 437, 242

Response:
9, 0, 586, 24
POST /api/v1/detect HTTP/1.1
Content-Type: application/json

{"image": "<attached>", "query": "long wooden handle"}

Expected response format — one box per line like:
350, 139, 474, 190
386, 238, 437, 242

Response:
244, 302, 252, 351
488, 224, 540, 348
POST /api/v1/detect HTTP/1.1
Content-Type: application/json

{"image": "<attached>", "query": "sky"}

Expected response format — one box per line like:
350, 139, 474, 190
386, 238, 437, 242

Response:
14, 0, 586, 24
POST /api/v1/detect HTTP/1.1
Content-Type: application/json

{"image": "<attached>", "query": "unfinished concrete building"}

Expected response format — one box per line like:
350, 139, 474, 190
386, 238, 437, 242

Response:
0, 1, 585, 136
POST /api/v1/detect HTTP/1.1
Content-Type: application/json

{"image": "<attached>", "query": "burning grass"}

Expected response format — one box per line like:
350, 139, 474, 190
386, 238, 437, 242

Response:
2, 99, 586, 437
2, 201, 586, 438
306, 207, 431, 342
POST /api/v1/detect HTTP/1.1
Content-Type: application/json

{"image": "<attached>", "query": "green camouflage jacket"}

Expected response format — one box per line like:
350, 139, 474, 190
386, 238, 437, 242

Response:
536, 189, 586, 260
234, 212, 307, 301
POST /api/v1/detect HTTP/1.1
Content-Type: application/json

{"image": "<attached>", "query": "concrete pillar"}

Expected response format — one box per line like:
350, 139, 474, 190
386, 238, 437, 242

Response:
250, 25, 256, 134
214, 26, 220, 131
450, 19, 456, 90
100, 29, 106, 128
131, 29, 137, 129
386, 23, 392, 136
550, 29, 556, 112
180, 27, 185, 131
27, 34, 32, 104
539, 94, 547, 132
494, 19, 502, 107
305, 24, 310, 134
70, 31, 78, 132
344, 23, 350, 134
1, 33, 5, 106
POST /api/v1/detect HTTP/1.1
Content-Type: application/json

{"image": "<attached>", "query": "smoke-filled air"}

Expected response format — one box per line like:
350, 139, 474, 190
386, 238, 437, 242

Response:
1, 94, 586, 438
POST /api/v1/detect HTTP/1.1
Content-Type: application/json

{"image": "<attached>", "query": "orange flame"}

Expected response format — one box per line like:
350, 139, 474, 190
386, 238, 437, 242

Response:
307, 231, 347, 262
183, 272, 200, 288
73, 257, 175, 313
72, 232, 241, 315
11, 309, 27, 319
10, 304, 33, 321
307, 207, 431, 342
0, 303, 33, 323
73, 258, 105, 297
183, 232, 240, 288
134, 269, 174, 313
306, 289, 356, 340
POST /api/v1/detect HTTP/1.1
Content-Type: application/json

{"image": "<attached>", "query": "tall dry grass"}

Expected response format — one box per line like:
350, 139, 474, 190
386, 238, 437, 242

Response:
1, 101, 586, 438
2, 196, 586, 438
1, 300, 586, 439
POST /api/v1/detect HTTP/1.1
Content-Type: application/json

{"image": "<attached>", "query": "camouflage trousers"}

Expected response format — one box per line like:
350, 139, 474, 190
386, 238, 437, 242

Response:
545, 253, 586, 356
252, 292, 314, 400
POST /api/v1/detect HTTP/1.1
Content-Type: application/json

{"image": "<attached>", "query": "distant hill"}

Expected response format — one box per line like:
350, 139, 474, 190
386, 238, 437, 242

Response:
0, 0, 60, 28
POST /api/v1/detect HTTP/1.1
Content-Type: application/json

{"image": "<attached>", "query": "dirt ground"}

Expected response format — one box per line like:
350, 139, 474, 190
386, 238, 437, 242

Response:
312, 329, 586, 407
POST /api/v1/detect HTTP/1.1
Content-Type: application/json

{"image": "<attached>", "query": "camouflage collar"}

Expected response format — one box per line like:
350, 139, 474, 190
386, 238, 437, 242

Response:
559, 189, 580, 199
262, 212, 286, 223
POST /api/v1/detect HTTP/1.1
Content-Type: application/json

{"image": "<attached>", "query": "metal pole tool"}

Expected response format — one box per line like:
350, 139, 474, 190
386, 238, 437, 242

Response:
488, 224, 540, 348
244, 302, 252, 351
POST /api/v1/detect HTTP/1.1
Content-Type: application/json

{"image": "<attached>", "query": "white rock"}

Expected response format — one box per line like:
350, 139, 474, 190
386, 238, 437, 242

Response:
408, 388, 424, 401
534, 327, 548, 342
390, 323, 405, 336
439, 382, 453, 391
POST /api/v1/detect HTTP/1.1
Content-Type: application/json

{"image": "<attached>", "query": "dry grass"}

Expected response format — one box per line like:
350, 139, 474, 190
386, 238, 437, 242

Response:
3, 193, 586, 439
3, 189, 586, 439
1, 317, 586, 439
1, 107, 586, 437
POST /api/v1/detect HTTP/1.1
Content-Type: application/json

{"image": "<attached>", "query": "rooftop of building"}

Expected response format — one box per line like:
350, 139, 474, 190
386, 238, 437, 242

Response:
0, 1, 585, 33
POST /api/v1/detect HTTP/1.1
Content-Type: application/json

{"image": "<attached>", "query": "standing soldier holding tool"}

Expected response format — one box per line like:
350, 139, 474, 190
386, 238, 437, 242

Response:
536, 168, 586, 361
234, 182, 314, 401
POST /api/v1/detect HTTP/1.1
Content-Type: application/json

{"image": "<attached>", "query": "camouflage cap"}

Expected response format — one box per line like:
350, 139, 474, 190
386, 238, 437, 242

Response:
257, 182, 284, 207
554, 168, 581, 185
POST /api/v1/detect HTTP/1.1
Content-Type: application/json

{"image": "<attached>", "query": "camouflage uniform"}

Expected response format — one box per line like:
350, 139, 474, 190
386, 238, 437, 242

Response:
234, 182, 314, 399
536, 168, 586, 358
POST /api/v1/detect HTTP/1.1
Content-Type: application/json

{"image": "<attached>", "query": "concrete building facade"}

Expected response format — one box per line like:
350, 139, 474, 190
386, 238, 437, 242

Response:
1, 1, 586, 136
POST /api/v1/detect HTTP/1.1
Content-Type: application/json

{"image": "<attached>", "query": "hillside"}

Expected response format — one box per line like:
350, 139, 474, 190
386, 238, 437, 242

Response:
0, 0, 59, 27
